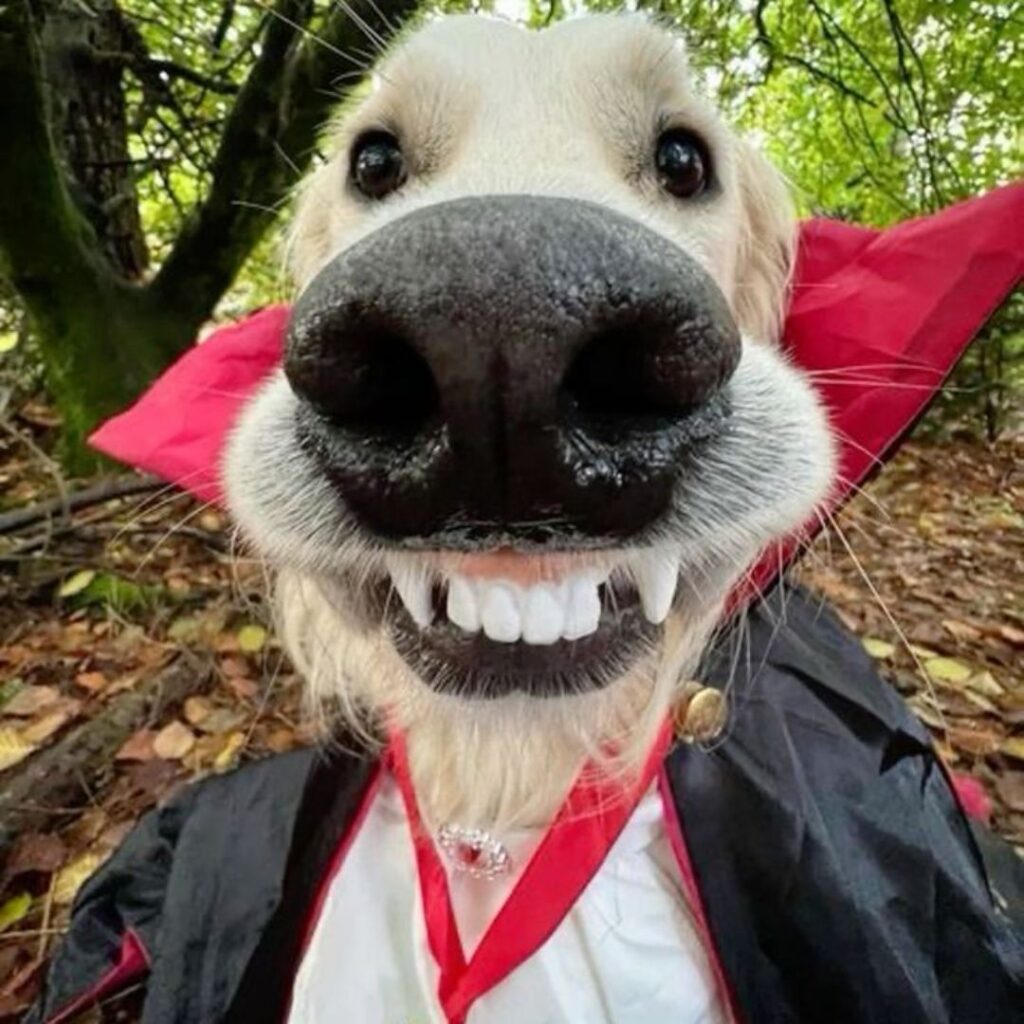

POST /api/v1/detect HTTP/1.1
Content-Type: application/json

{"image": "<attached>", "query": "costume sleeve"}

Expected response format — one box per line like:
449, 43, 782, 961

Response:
24, 785, 197, 1024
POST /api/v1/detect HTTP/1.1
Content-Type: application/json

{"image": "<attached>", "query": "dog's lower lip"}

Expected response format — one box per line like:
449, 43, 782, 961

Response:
377, 577, 657, 699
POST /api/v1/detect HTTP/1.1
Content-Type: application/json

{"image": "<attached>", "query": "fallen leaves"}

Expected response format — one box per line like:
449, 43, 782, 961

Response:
214, 731, 246, 773
1, 685, 59, 717
152, 720, 196, 760
862, 637, 895, 660
0, 473, 282, 1013
995, 773, 1024, 813
115, 728, 157, 762
801, 437, 1024, 848
73, 670, 107, 694
56, 569, 96, 599
183, 694, 215, 727
52, 852, 106, 906
1002, 737, 1024, 763
924, 656, 972, 684
4, 834, 67, 880
0, 728, 35, 772
0, 893, 32, 934
237, 623, 268, 653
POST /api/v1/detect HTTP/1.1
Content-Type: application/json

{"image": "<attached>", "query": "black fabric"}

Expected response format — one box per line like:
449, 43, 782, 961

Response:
26, 586, 1024, 1023
22, 781, 200, 1024
222, 742, 376, 1024
665, 588, 1024, 1024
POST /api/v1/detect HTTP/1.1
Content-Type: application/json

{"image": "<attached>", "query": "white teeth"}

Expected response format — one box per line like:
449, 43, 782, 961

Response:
562, 574, 602, 641
446, 576, 480, 633
633, 552, 679, 624
521, 584, 565, 645
391, 554, 676, 641
390, 564, 434, 627
480, 583, 522, 643
441, 571, 605, 644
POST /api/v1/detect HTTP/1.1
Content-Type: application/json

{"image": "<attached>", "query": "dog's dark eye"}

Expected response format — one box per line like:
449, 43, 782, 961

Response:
351, 132, 406, 199
655, 130, 710, 199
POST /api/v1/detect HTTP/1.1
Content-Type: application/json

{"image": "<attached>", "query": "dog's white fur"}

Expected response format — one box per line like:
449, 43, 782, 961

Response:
225, 14, 835, 830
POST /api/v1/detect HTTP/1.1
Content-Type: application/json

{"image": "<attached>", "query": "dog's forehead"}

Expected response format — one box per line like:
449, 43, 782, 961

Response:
379, 14, 691, 108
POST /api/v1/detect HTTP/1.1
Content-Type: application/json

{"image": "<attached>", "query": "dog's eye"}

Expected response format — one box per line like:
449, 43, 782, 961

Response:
655, 130, 710, 199
351, 132, 407, 199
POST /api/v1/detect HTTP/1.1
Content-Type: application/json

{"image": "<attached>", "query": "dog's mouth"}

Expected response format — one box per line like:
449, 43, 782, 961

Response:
371, 549, 676, 698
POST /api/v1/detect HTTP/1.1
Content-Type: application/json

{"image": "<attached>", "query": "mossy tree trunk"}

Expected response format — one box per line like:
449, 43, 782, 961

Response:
0, 0, 419, 468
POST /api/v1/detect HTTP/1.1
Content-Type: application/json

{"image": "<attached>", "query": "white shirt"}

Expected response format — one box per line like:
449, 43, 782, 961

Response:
288, 774, 726, 1023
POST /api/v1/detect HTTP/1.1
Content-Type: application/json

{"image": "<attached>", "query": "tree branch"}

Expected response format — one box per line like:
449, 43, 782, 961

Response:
144, 57, 240, 95
0, 473, 160, 535
752, 0, 877, 108
149, 0, 420, 328
86, 47, 241, 95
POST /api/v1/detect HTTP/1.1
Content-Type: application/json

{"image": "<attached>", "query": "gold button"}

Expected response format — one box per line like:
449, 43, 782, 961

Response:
672, 685, 727, 743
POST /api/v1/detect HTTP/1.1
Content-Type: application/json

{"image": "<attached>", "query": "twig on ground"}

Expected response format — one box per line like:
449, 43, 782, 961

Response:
0, 475, 161, 535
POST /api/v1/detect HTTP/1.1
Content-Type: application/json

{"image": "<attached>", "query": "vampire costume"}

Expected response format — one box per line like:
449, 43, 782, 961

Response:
27, 184, 1024, 1023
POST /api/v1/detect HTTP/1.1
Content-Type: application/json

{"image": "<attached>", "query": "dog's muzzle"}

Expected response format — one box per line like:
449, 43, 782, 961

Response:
285, 195, 740, 548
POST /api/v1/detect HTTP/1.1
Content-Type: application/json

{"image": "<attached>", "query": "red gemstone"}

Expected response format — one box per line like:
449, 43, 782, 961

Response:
456, 843, 482, 866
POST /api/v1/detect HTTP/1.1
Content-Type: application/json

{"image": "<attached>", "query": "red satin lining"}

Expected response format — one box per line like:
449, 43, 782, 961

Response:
389, 721, 673, 1024
44, 927, 149, 1024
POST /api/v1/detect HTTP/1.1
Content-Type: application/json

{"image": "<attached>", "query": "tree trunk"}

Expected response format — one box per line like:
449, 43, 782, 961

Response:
0, 0, 419, 466
41, 0, 149, 280
29, 274, 204, 466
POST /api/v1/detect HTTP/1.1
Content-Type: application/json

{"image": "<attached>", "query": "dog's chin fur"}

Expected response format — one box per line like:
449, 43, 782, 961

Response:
223, 13, 838, 832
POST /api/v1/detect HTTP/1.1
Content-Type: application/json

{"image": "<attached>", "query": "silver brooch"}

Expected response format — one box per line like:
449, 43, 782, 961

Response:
437, 824, 511, 880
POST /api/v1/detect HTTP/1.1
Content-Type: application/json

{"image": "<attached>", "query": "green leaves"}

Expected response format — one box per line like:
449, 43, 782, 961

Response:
57, 569, 163, 614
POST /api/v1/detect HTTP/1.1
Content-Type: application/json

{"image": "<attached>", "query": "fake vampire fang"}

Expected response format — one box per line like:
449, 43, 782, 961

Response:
386, 553, 680, 644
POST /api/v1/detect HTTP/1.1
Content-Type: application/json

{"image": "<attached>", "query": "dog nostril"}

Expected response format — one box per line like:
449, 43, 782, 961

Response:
292, 324, 440, 438
347, 331, 439, 436
561, 320, 712, 423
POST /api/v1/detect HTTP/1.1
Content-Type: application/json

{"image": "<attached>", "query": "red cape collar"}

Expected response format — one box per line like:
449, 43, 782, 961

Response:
92, 184, 1023, 596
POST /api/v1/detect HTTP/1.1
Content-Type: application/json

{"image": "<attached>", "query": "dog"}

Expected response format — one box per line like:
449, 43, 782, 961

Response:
29, 15, 1024, 1024
224, 12, 834, 833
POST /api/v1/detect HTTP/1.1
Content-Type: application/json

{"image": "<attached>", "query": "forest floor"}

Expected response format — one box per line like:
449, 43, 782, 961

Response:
0, 407, 1021, 1018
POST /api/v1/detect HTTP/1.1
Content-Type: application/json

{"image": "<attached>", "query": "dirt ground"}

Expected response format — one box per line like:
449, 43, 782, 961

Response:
0, 415, 1021, 1017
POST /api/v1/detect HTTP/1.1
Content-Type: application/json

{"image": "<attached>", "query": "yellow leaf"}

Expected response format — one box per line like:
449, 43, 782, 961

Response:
966, 671, 1005, 698
909, 645, 939, 660
153, 720, 195, 760
862, 637, 895, 660
1001, 737, 1024, 763
0, 892, 32, 933
925, 657, 972, 684
53, 852, 106, 906
237, 624, 267, 653
0, 727, 36, 772
213, 731, 246, 773
0, 332, 18, 354
58, 569, 96, 598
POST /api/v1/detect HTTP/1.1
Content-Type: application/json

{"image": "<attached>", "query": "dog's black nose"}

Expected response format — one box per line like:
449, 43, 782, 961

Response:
285, 195, 740, 545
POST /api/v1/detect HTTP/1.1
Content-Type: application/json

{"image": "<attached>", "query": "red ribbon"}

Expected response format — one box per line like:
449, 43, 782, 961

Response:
389, 721, 673, 1024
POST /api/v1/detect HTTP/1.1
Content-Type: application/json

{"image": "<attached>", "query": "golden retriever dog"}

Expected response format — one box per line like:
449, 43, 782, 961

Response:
224, 12, 834, 832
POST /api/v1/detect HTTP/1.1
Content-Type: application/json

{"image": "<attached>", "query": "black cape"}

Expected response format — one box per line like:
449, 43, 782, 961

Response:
26, 586, 1024, 1023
